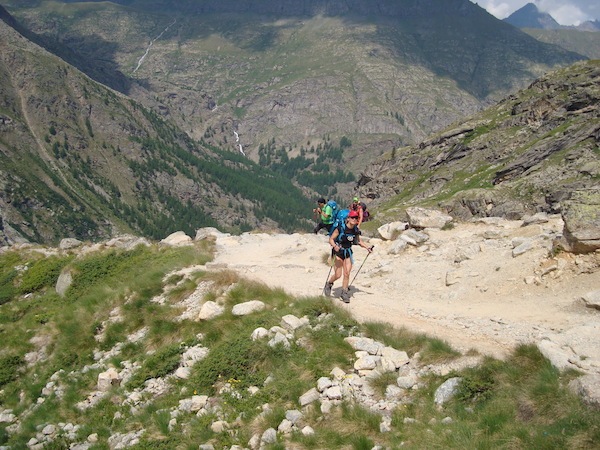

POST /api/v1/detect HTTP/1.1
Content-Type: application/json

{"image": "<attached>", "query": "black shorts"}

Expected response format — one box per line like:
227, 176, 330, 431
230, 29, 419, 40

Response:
333, 247, 353, 260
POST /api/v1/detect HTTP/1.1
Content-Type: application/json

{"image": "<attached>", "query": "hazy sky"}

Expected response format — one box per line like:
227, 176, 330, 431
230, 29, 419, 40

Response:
470, 0, 600, 25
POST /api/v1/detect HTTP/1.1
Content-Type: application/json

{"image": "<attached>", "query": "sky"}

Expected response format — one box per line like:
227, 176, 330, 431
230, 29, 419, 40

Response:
469, 0, 600, 25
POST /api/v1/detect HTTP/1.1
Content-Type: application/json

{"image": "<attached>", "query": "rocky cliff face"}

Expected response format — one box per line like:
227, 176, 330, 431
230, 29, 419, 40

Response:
359, 60, 600, 223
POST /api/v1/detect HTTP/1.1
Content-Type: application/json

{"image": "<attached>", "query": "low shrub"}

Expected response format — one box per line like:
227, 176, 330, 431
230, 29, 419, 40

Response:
18, 255, 73, 295
0, 355, 23, 387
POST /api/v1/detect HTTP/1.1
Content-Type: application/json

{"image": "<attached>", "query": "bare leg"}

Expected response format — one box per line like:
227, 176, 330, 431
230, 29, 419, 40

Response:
328, 256, 343, 284
341, 258, 353, 290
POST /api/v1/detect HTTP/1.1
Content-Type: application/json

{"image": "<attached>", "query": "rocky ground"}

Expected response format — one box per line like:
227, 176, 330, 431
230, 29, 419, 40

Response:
208, 215, 600, 375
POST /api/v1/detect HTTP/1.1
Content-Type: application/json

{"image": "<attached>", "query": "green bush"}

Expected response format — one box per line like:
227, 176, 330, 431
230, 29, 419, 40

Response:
66, 250, 133, 299
0, 271, 17, 305
0, 252, 21, 305
0, 355, 23, 387
19, 255, 72, 294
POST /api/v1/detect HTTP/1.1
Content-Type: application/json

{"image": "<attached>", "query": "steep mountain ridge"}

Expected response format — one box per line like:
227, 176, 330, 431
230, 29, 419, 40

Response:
359, 60, 600, 222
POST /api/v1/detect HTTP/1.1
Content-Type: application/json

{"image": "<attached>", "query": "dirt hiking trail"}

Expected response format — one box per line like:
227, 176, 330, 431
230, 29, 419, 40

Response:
209, 215, 600, 374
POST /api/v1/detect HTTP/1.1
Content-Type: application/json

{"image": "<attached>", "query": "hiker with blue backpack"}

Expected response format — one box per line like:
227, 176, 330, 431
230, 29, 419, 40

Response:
313, 198, 336, 234
323, 209, 373, 303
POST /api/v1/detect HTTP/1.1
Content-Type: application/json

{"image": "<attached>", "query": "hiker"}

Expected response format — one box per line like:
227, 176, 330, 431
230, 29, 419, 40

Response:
349, 196, 365, 227
324, 210, 373, 303
313, 197, 335, 234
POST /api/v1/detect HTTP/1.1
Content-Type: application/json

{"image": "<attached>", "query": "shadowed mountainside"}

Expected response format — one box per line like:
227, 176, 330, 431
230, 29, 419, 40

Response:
4, 0, 585, 176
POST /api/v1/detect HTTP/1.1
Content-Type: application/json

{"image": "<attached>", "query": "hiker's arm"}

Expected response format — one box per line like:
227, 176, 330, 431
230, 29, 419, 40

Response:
329, 229, 340, 251
358, 236, 373, 252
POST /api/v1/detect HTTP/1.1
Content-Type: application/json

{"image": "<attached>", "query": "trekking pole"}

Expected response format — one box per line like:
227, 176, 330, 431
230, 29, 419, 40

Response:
350, 246, 374, 287
323, 265, 333, 294
322, 249, 335, 294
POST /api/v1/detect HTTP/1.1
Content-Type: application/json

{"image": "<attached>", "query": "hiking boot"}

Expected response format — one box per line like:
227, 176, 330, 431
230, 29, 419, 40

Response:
340, 289, 350, 303
323, 282, 333, 296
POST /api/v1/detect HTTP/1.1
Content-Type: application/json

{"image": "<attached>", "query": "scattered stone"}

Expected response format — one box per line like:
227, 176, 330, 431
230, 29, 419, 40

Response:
324, 386, 343, 400
397, 375, 418, 390
198, 301, 225, 320
261, 428, 277, 445
181, 346, 209, 367
105, 235, 150, 250
434, 377, 462, 406
280, 314, 309, 331
568, 375, 600, 409
299, 388, 320, 406
344, 336, 383, 355
377, 222, 409, 240
522, 212, 549, 226
402, 228, 429, 245
446, 270, 461, 286
97, 368, 120, 391
251, 327, 270, 340
160, 231, 192, 246
317, 377, 333, 392
195, 227, 227, 241
59, 238, 83, 249
537, 339, 578, 372
512, 240, 533, 257
301, 425, 315, 436
285, 409, 303, 425
232, 300, 266, 316
268, 332, 291, 349
561, 188, 600, 253
581, 290, 600, 311
388, 239, 408, 254
55, 270, 73, 297
210, 420, 228, 433
406, 207, 453, 229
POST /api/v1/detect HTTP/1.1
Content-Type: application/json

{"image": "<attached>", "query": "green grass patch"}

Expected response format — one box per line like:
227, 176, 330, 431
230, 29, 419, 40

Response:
126, 343, 182, 390
1, 239, 600, 449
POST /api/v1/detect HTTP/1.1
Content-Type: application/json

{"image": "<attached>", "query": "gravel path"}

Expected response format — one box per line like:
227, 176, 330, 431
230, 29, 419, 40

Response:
211, 216, 600, 374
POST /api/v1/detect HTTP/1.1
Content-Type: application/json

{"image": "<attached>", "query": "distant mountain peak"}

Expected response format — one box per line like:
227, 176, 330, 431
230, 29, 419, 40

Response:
576, 20, 600, 32
504, 2, 561, 30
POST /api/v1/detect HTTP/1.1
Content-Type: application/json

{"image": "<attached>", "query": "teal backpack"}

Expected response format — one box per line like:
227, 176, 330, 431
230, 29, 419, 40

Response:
329, 209, 350, 236
326, 200, 339, 223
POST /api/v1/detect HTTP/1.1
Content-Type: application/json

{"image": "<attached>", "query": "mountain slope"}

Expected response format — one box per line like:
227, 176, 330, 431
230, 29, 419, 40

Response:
359, 60, 600, 221
523, 28, 600, 60
0, 16, 313, 245
4, 0, 585, 176
0, 236, 598, 448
